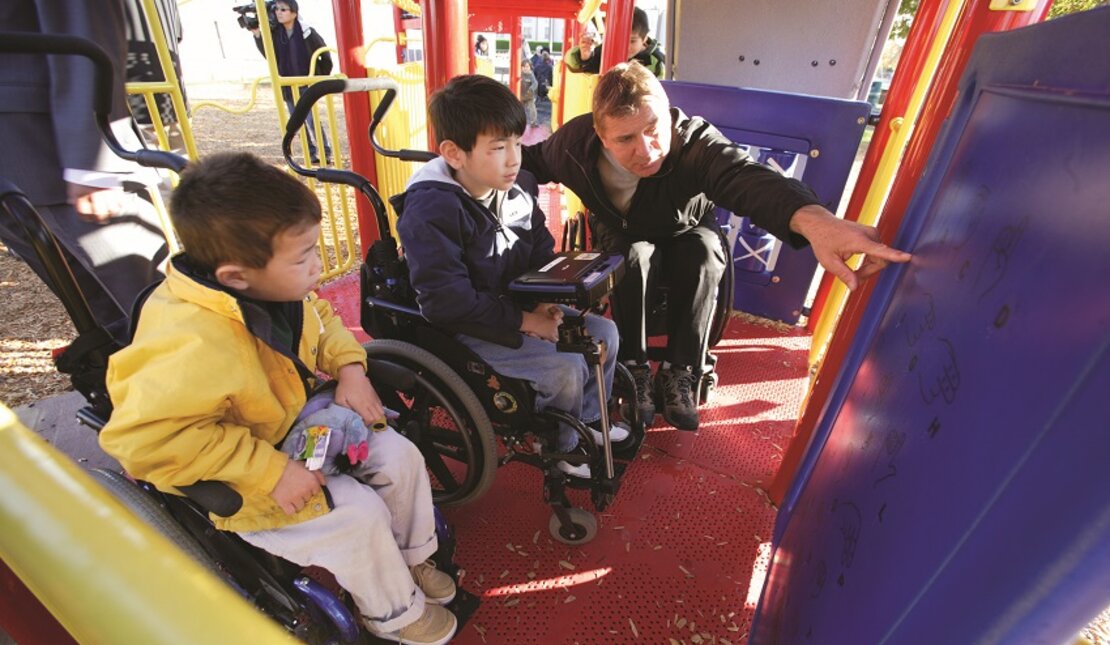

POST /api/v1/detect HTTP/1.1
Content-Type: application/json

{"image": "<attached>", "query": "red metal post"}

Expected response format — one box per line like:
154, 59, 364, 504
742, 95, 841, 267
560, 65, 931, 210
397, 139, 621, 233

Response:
805, 0, 950, 334
332, 0, 382, 253
421, 0, 470, 147
393, 6, 406, 64
510, 16, 522, 99
771, 0, 1054, 504
600, 0, 634, 73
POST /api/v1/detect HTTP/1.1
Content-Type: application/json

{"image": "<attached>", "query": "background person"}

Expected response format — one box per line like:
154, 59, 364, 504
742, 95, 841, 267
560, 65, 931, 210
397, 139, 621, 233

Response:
565, 7, 666, 78
0, 0, 170, 344
250, 0, 333, 164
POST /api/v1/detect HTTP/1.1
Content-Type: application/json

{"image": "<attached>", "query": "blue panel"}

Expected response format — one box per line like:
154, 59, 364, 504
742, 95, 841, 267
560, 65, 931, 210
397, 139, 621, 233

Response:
753, 9, 1110, 643
661, 81, 870, 324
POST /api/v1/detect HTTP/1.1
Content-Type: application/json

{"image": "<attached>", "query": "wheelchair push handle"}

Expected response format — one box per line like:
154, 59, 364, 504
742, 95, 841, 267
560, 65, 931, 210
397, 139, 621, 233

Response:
0, 32, 187, 174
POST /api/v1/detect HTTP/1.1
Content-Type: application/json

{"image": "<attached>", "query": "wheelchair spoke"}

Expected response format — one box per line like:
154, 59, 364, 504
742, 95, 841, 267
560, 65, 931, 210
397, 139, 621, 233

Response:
424, 451, 460, 492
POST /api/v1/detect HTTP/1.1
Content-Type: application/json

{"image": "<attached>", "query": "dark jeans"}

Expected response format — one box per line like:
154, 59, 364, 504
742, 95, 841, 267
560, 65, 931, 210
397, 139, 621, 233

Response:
602, 223, 726, 371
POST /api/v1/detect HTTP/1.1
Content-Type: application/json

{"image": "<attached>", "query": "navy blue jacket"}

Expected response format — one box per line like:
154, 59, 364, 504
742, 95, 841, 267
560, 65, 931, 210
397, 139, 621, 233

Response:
392, 158, 555, 334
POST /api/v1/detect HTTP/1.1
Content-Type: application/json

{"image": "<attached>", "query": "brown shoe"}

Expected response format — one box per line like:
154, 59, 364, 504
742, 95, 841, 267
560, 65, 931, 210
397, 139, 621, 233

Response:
367, 604, 458, 645
411, 559, 457, 605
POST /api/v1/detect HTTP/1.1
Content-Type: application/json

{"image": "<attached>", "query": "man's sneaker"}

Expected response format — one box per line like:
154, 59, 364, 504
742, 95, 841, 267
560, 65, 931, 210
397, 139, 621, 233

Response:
557, 459, 591, 479
587, 420, 631, 446
621, 362, 657, 423
411, 559, 456, 605
656, 366, 700, 431
366, 604, 457, 645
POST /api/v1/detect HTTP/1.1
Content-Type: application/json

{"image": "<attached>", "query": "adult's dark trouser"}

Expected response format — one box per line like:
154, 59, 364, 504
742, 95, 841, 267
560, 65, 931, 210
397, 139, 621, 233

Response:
603, 223, 726, 371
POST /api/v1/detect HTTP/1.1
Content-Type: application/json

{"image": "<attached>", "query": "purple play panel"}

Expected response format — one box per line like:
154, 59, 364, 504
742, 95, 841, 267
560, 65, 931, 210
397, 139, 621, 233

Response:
661, 81, 870, 324
753, 9, 1110, 644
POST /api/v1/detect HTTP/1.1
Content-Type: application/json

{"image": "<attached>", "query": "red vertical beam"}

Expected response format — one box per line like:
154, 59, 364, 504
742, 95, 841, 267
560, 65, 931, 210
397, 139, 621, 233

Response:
422, 0, 469, 147
805, 0, 950, 333
771, 0, 1053, 504
600, 0, 634, 73
510, 16, 523, 99
332, 0, 382, 252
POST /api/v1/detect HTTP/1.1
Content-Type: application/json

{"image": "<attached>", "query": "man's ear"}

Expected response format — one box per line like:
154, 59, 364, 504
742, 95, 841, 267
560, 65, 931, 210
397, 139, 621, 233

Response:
439, 139, 466, 170
214, 263, 252, 291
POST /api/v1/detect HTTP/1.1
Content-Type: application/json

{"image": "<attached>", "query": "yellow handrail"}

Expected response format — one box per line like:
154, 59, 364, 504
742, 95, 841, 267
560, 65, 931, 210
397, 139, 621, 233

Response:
0, 405, 297, 644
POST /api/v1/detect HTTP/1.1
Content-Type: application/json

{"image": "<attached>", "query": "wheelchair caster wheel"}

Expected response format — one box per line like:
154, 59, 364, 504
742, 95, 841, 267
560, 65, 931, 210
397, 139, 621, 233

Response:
699, 371, 718, 405
549, 507, 597, 545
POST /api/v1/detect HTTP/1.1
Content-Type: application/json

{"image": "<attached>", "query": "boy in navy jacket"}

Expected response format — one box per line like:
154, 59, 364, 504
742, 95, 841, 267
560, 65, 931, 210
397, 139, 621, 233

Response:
393, 75, 629, 478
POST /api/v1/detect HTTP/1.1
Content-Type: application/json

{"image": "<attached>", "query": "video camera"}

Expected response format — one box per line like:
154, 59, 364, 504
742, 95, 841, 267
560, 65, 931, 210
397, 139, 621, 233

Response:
232, 0, 277, 31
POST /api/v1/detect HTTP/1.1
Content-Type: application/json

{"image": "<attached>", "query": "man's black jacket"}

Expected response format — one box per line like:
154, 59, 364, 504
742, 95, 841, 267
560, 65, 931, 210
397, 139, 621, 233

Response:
521, 108, 821, 249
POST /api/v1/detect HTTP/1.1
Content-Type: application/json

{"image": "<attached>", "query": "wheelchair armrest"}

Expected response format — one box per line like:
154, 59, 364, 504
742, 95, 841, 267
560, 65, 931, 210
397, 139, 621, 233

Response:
365, 295, 523, 349
177, 480, 243, 518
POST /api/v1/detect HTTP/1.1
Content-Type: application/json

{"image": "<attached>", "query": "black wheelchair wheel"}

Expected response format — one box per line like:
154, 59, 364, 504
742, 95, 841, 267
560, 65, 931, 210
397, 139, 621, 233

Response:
364, 339, 498, 506
88, 468, 219, 574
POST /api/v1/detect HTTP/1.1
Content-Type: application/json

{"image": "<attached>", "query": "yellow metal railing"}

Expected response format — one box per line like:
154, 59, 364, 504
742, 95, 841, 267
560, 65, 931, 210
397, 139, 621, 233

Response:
0, 404, 297, 643
125, 0, 199, 161
366, 63, 429, 237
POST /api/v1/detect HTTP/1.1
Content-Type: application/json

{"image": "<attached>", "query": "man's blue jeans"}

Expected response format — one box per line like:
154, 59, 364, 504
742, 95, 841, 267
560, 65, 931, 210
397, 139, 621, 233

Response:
457, 309, 618, 452
284, 97, 332, 162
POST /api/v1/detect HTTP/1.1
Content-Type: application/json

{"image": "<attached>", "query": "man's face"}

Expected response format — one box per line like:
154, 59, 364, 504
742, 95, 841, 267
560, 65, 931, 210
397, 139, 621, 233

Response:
274, 3, 296, 27
449, 132, 523, 196
596, 95, 672, 178
237, 223, 322, 302
628, 33, 647, 59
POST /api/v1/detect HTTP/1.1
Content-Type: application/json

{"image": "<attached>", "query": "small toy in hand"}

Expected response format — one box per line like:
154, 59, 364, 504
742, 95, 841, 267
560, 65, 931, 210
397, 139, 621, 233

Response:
284, 390, 390, 474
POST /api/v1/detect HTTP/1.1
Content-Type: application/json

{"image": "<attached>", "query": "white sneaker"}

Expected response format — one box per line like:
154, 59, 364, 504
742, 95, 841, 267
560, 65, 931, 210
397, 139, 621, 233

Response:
588, 420, 630, 446
557, 459, 591, 479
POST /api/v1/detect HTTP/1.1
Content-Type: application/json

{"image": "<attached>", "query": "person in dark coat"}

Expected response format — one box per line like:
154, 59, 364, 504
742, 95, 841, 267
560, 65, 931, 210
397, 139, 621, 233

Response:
251, 0, 333, 164
522, 63, 911, 430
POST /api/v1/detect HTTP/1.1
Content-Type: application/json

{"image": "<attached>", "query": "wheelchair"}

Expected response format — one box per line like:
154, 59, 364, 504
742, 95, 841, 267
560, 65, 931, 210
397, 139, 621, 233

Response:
280, 78, 647, 544
564, 209, 735, 406
0, 33, 476, 644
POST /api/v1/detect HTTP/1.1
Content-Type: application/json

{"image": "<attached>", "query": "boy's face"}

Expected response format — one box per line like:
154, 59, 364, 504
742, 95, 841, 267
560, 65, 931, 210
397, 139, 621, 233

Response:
229, 223, 322, 302
443, 132, 522, 197
596, 94, 672, 178
628, 33, 647, 59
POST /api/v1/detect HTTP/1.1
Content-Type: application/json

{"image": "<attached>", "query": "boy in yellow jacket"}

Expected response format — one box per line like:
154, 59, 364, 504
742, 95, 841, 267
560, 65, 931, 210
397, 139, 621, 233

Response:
99, 152, 456, 645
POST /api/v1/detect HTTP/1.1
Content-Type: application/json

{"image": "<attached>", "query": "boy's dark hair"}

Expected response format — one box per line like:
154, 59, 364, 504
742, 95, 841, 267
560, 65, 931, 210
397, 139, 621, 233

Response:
170, 152, 321, 272
428, 75, 526, 151
632, 7, 650, 39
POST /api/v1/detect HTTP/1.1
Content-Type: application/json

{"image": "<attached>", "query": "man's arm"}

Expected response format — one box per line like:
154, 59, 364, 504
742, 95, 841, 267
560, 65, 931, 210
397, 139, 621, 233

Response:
789, 204, 912, 290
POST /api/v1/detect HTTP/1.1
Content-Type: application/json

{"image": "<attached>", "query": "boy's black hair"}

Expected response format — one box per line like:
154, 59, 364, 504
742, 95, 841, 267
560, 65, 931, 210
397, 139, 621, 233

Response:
170, 152, 322, 272
428, 75, 526, 152
632, 7, 650, 39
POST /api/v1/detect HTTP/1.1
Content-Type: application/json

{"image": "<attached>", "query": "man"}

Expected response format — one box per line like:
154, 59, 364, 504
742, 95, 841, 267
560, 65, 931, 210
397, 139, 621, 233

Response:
522, 62, 911, 431
251, 0, 333, 164
0, 0, 170, 343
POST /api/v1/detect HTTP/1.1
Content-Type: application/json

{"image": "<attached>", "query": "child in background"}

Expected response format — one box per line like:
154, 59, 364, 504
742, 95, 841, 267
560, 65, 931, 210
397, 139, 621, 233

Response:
520, 59, 539, 127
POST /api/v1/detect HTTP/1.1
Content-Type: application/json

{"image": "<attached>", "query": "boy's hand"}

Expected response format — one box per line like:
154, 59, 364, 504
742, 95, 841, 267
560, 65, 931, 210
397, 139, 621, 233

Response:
521, 304, 562, 342
271, 459, 326, 515
334, 363, 385, 425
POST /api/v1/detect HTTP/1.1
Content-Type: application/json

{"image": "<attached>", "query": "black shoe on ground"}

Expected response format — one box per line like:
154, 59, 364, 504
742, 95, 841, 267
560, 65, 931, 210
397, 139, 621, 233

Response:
655, 366, 699, 431
622, 362, 656, 423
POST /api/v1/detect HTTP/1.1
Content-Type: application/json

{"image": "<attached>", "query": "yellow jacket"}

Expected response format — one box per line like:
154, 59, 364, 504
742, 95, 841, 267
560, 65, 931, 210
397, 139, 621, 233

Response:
99, 257, 367, 532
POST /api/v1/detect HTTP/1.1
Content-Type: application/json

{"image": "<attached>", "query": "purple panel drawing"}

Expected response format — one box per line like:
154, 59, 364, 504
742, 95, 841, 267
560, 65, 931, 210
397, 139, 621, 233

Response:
753, 8, 1110, 644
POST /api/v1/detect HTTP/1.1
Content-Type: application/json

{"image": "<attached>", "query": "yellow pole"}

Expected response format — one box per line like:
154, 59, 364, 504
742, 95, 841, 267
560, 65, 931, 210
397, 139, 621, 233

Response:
807, 0, 969, 367
0, 405, 298, 644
